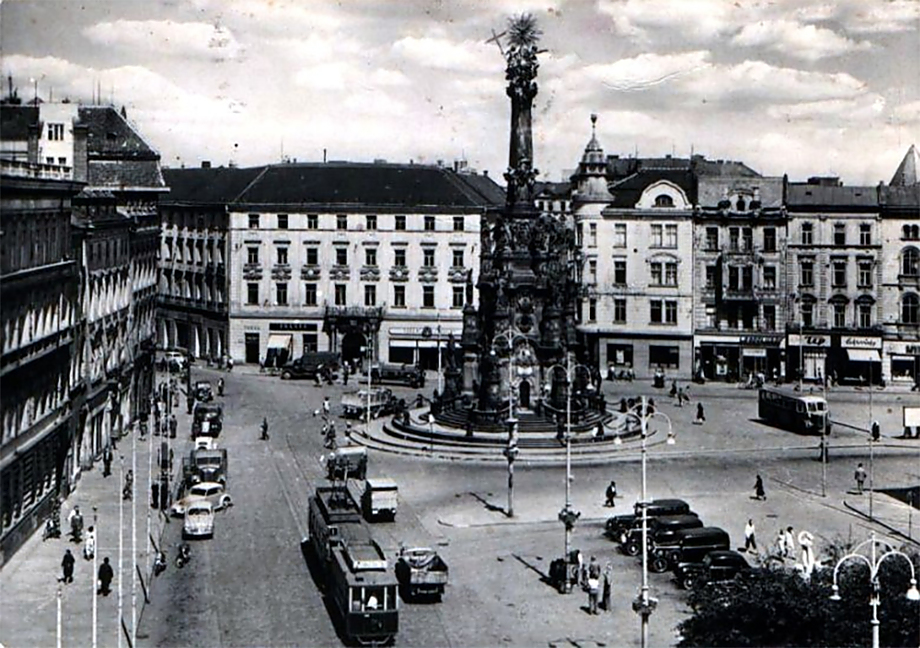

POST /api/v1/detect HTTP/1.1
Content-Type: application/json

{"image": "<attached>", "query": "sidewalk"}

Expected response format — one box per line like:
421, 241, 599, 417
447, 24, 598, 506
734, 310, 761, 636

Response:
0, 374, 193, 648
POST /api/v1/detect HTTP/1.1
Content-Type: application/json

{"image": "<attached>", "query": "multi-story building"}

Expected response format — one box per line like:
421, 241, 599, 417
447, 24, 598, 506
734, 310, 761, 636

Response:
161, 161, 503, 368
880, 145, 920, 386
692, 174, 787, 381
784, 177, 883, 384
0, 158, 83, 564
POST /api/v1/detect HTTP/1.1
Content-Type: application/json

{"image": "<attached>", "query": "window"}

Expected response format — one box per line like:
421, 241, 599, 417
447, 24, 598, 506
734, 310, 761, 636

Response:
248, 214, 259, 229
276, 282, 288, 306
452, 286, 465, 308
364, 285, 376, 307
650, 300, 662, 323
613, 299, 626, 324
394, 248, 406, 267
736, 196, 747, 211
833, 260, 847, 288
860, 224, 872, 246
423, 248, 435, 267
763, 305, 776, 330
452, 249, 464, 267
45, 156, 55, 164
302, 334, 318, 353
665, 224, 678, 248
304, 283, 317, 306
704, 305, 717, 328
801, 222, 813, 245
728, 266, 739, 291
858, 261, 873, 288
651, 262, 663, 286
588, 298, 597, 321
705, 227, 719, 251
395, 215, 406, 231
614, 224, 627, 248
705, 265, 717, 289
422, 285, 435, 308
277, 214, 288, 229
903, 225, 920, 241
277, 247, 288, 265
665, 262, 677, 286
903, 248, 920, 276
587, 259, 597, 284
742, 267, 753, 291
335, 248, 347, 266
58, 156, 66, 165
763, 228, 776, 253
334, 284, 347, 306
48, 123, 64, 140
306, 247, 318, 265
832, 302, 846, 328
307, 214, 318, 230
247, 246, 259, 264
800, 260, 814, 287
366, 214, 377, 231
336, 214, 348, 230
654, 194, 674, 208
393, 285, 406, 307
424, 216, 435, 231
858, 303, 872, 328
801, 301, 814, 327
651, 224, 663, 248
741, 228, 753, 252
588, 223, 597, 247
453, 216, 464, 232
365, 248, 377, 266
247, 283, 259, 305
763, 266, 776, 290
903, 294, 920, 324
834, 223, 846, 246
614, 259, 626, 285
648, 345, 679, 369
665, 301, 677, 324
729, 227, 740, 252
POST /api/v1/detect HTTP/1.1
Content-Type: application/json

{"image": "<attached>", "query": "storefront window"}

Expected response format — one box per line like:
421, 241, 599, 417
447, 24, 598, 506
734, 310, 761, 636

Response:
649, 345, 679, 369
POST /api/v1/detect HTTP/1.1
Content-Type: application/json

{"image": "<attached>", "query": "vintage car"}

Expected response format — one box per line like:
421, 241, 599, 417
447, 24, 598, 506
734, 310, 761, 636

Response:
192, 403, 223, 436
159, 349, 189, 373
674, 549, 753, 590
605, 499, 694, 541
395, 546, 449, 600
620, 514, 703, 556
322, 446, 368, 481
650, 526, 731, 573
194, 436, 216, 451
171, 481, 232, 517
368, 363, 425, 388
342, 388, 398, 420
183, 501, 214, 539
280, 352, 341, 380
194, 380, 214, 402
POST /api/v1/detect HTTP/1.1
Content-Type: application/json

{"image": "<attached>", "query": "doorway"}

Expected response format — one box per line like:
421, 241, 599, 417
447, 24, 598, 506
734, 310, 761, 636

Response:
245, 333, 260, 364
518, 381, 531, 409
341, 332, 366, 366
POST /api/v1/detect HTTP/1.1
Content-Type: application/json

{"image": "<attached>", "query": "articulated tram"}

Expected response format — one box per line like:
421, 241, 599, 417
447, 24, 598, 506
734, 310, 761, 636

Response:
308, 485, 398, 645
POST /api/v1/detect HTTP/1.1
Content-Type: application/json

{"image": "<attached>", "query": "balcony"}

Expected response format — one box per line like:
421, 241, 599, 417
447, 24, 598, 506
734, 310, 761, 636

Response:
389, 266, 409, 282
418, 267, 439, 283
242, 263, 262, 280
722, 287, 757, 301
271, 264, 292, 281
329, 265, 350, 281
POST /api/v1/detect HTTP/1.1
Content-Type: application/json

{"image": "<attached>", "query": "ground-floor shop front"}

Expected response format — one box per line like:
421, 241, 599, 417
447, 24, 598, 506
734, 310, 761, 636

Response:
885, 340, 920, 387
157, 307, 228, 362
694, 334, 784, 382
592, 333, 693, 380
786, 332, 883, 386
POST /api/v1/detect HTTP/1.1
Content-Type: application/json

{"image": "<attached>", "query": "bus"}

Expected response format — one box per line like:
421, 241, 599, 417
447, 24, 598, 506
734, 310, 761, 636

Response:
758, 388, 830, 435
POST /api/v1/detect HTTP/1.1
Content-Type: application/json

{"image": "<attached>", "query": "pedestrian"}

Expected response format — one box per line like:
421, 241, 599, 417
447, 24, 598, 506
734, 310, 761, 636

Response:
97, 557, 114, 596
695, 403, 705, 425
83, 525, 96, 560
68, 505, 83, 541
345, 422, 352, 438
776, 528, 786, 559
605, 480, 617, 507
102, 444, 112, 477
227, 357, 233, 372
676, 387, 685, 407
601, 562, 612, 612
343, 363, 349, 386
575, 550, 584, 588
744, 519, 757, 553
783, 526, 796, 559
855, 462, 867, 494
587, 568, 600, 614
169, 414, 177, 438
322, 396, 330, 417
61, 549, 75, 583
123, 470, 133, 501
754, 474, 766, 501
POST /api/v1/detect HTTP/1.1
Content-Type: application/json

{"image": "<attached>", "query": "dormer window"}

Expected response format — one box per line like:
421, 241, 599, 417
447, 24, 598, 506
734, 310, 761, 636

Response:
735, 198, 746, 211
654, 194, 674, 208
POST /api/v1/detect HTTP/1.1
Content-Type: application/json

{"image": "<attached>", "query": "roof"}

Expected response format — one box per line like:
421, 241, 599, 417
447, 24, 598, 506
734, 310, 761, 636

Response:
0, 104, 38, 141
88, 158, 165, 189
534, 181, 572, 198
78, 106, 159, 159
607, 169, 696, 208
786, 183, 878, 209
162, 166, 265, 205
697, 176, 784, 209
891, 144, 919, 186
882, 184, 920, 210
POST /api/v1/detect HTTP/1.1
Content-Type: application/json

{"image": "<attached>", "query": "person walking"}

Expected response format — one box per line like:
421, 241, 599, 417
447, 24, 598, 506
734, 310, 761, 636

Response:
61, 549, 75, 583
754, 474, 766, 501
744, 519, 757, 553
776, 528, 787, 559
601, 562, 612, 612
97, 557, 114, 596
676, 387, 685, 407
586, 558, 601, 615
783, 526, 796, 559
169, 414, 177, 438
83, 525, 96, 560
322, 396, 330, 417
343, 363, 349, 386
102, 444, 112, 477
695, 402, 705, 425
605, 480, 617, 507
855, 462, 867, 494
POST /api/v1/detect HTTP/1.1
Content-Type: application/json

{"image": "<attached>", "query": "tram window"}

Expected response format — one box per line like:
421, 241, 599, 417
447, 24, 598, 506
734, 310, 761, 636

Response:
796, 402, 804, 413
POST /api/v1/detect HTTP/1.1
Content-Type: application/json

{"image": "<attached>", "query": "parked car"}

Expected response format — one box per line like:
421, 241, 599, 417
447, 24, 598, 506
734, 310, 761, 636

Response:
192, 403, 223, 436
620, 514, 703, 556
675, 549, 753, 590
194, 380, 214, 402
279, 352, 341, 380
161, 350, 189, 373
171, 481, 232, 517
183, 501, 215, 539
368, 363, 425, 388
605, 499, 693, 541
194, 436, 216, 451
650, 527, 731, 573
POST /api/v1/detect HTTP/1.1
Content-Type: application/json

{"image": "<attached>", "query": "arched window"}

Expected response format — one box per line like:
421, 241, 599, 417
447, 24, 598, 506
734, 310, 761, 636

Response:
903, 225, 920, 241
654, 194, 674, 208
903, 294, 920, 324
902, 247, 920, 277
735, 197, 746, 211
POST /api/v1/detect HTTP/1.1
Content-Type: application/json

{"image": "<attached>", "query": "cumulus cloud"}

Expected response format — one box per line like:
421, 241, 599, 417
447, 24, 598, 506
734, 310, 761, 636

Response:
83, 20, 244, 61
597, 0, 742, 43
732, 19, 873, 60
893, 100, 920, 123
391, 35, 500, 73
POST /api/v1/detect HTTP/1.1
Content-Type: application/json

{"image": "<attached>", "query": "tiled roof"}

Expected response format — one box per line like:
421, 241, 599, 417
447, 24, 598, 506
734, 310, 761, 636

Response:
606, 169, 696, 208
0, 104, 38, 141
697, 176, 784, 208
88, 159, 165, 189
162, 166, 266, 205
234, 162, 504, 209
534, 181, 572, 198
78, 106, 158, 158
786, 183, 878, 208
882, 185, 920, 209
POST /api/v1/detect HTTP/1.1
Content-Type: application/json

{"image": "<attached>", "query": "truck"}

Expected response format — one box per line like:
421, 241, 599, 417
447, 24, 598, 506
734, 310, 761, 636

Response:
280, 351, 341, 380
347, 477, 398, 522
368, 363, 425, 388
182, 447, 228, 488
323, 446, 368, 481
341, 388, 398, 420
395, 546, 449, 600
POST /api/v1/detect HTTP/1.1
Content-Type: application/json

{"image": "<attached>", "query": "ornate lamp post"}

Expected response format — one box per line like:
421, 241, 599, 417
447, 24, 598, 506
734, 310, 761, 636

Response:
618, 396, 675, 648
491, 329, 529, 518
830, 532, 920, 648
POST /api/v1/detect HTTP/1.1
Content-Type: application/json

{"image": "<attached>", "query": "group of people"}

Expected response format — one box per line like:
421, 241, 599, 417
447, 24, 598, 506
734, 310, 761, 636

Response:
574, 553, 612, 615
60, 505, 115, 596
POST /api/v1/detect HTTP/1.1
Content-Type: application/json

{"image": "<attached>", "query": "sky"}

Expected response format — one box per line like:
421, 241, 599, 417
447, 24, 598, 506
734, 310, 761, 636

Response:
1, 0, 919, 185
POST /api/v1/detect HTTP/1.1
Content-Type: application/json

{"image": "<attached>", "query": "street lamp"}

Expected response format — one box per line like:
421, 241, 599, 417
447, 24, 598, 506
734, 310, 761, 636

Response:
830, 532, 920, 648
621, 396, 675, 648
491, 328, 529, 518
92, 505, 98, 648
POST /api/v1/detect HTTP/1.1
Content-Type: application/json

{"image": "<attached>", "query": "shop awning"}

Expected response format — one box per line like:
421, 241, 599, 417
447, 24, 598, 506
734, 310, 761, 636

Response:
266, 333, 293, 351
742, 348, 767, 358
846, 349, 881, 362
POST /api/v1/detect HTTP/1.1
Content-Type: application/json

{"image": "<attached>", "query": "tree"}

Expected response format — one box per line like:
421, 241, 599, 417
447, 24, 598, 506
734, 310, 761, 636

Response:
677, 544, 920, 647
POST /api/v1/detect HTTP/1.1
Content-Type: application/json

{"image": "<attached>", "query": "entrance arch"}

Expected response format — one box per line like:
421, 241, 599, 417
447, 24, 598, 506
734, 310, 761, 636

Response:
518, 380, 531, 409
341, 332, 367, 366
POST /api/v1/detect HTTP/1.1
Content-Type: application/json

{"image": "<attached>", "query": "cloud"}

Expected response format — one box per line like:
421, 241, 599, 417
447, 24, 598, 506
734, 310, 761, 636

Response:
391, 36, 498, 73
597, 0, 741, 44
833, 0, 920, 34
766, 94, 886, 123
83, 20, 244, 61
582, 51, 713, 92
732, 19, 873, 60
893, 100, 920, 124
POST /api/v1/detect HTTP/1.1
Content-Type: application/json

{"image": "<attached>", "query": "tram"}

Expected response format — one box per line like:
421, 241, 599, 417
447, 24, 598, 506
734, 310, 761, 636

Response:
758, 387, 830, 435
308, 485, 399, 645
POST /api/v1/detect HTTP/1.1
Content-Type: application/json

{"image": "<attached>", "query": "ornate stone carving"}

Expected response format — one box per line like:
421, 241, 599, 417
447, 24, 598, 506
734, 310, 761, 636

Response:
360, 266, 381, 282
242, 263, 262, 281
300, 265, 321, 280
418, 267, 439, 283
271, 264, 292, 281
389, 266, 409, 282
329, 266, 350, 281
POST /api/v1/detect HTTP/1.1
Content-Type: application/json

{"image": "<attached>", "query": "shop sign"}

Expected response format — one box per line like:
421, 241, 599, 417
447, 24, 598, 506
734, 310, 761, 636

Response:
842, 336, 881, 349
740, 335, 783, 347
269, 322, 318, 332
788, 334, 830, 347
886, 341, 920, 356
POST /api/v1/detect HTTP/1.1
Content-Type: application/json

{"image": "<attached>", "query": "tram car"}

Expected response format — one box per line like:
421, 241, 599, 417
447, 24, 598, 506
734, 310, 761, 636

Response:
308, 485, 399, 645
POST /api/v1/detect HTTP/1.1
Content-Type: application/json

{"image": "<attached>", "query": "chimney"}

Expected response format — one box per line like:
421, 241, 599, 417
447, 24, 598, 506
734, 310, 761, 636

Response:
72, 123, 88, 182
201, 161, 211, 168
